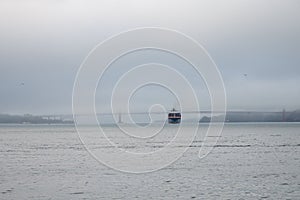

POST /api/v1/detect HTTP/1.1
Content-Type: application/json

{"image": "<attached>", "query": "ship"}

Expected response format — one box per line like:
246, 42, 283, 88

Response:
168, 108, 181, 124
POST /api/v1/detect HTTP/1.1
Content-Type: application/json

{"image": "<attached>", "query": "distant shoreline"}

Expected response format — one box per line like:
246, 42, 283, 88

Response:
1, 109, 300, 124
1, 122, 300, 126
0, 114, 73, 124
199, 110, 300, 123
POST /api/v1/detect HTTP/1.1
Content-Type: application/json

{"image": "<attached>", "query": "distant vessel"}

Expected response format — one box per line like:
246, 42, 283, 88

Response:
168, 108, 181, 124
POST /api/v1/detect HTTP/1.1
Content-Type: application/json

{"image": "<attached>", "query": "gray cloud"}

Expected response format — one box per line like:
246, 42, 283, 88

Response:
0, 0, 299, 114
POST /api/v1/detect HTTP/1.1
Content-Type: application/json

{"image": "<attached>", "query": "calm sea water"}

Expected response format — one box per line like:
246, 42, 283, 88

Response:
0, 123, 299, 199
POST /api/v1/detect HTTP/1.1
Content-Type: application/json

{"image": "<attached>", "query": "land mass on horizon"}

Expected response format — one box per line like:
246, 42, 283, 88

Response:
1, 109, 300, 124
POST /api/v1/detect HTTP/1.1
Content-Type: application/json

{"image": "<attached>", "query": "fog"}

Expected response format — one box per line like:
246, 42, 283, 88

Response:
0, 0, 299, 114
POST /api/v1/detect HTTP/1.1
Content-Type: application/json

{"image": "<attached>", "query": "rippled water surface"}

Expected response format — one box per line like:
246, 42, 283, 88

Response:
0, 123, 299, 199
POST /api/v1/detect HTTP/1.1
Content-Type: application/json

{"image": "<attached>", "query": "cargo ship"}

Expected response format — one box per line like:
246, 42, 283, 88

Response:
168, 108, 181, 124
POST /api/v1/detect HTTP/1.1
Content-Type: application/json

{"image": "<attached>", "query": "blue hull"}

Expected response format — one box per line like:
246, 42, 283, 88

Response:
168, 118, 181, 124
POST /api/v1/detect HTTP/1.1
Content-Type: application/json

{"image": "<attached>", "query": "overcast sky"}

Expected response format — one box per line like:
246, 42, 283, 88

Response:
0, 0, 299, 115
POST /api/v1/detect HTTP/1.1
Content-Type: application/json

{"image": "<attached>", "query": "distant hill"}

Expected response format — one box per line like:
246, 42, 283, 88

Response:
286, 110, 300, 122
0, 114, 74, 124
199, 110, 300, 123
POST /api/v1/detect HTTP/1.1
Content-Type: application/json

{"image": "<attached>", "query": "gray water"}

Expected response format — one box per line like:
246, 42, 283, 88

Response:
0, 123, 299, 199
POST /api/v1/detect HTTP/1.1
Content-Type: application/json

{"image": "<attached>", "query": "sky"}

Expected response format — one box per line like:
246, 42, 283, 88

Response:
0, 0, 299, 115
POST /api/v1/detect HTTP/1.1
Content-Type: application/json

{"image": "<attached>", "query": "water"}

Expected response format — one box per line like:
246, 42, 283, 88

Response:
0, 123, 299, 199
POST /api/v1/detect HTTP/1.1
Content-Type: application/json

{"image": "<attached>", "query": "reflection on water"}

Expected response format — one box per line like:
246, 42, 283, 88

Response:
0, 123, 299, 199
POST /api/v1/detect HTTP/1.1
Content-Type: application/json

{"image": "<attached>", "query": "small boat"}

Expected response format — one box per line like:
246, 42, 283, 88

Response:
168, 108, 181, 124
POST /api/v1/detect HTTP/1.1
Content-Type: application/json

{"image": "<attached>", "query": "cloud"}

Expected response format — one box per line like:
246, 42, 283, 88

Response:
0, 0, 299, 114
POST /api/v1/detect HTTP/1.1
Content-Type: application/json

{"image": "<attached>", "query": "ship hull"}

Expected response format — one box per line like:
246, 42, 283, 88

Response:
168, 118, 181, 124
